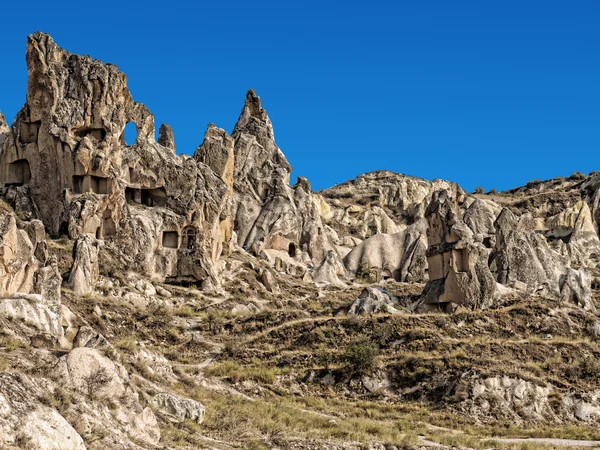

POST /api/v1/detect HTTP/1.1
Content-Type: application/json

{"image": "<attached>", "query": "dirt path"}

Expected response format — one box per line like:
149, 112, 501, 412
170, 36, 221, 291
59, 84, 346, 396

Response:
489, 438, 600, 448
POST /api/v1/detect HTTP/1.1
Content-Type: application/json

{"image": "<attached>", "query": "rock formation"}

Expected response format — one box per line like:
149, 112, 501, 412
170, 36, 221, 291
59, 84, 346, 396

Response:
0, 32, 231, 289
348, 286, 402, 315
419, 190, 496, 310
230, 90, 333, 266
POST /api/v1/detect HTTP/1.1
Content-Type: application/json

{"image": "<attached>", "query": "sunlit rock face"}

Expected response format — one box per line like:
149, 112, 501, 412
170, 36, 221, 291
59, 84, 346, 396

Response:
0, 32, 231, 287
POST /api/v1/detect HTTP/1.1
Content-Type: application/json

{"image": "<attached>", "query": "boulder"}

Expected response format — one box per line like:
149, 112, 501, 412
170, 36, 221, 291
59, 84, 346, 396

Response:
0, 293, 62, 336
0, 373, 85, 450
54, 347, 125, 398
348, 287, 402, 315
151, 392, 205, 424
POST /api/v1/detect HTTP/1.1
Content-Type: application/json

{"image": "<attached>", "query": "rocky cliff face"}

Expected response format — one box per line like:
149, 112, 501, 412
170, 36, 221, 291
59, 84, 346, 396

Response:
230, 90, 334, 265
0, 32, 230, 288
1, 32, 600, 450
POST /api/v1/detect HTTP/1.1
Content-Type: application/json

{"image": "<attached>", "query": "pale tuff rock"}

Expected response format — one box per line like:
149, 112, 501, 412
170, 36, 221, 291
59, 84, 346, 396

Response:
0, 208, 44, 296
72, 325, 109, 349
231, 90, 333, 266
54, 347, 126, 398
492, 208, 567, 295
560, 268, 594, 311
67, 234, 99, 295
459, 375, 600, 423
309, 250, 347, 287
344, 220, 428, 283
157, 123, 176, 151
0, 32, 230, 286
0, 373, 86, 450
194, 123, 235, 254
0, 293, 62, 336
151, 392, 205, 424
419, 190, 496, 310
320, 170, 463, 237
348, 286, 402, 315
0, 112, 9, 148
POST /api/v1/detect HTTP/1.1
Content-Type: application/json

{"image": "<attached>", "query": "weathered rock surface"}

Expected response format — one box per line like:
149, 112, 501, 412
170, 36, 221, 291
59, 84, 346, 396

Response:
0, 32, 231, 287
67, 235, 99, 295
348, 287, 402, 315
419, 190, 496, 310
231, 90, 333, 267
54, 347, 126, 398
151, 392, 205, 424
0, 293, 62, 336
344, 220, 428, 283
0, 373, 85, 450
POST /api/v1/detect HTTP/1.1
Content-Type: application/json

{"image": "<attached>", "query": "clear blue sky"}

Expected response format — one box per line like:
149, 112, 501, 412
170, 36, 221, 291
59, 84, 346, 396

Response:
1, 1, 599, 192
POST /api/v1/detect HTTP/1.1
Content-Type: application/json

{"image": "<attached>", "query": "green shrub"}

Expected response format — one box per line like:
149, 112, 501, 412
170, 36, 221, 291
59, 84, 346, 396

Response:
343, 339, 379, 377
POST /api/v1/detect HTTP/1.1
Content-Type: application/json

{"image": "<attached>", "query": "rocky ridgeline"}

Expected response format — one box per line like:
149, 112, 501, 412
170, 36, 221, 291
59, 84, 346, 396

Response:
0, 32, 600, 449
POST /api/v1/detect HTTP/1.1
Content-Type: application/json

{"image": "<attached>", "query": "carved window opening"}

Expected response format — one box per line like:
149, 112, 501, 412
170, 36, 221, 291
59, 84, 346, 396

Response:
141, 187, 167, 207
90, 176, 110, 194
288, 243, 296, 257
483, 236, 493, 248
72, 175, 84, 193
96, 227, 102, 239
102, 209, 116, 237
74, 127, 106, 141
381, 269, 393, 281
6, 159, 31, 186
162, 231, 179, 249
19, 121, 40, 144
181, 227, 197, 250
72, 175, 110, 194
125, 187, 167, 207
453, 249, 469, 273
128, 167, 134, 183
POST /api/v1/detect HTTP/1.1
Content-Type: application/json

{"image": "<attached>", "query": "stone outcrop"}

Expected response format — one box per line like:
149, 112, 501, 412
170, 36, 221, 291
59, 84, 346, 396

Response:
231, 90, 333, 266
320, 170, 463, 239
419, 190, 496, 310
309, 249, 347, 287
344, 220, 428, 283
0, 32, 231, 287
151, 393, 205, 424
348, 286, 402, 315
67, 235, 99, 295
0, 373, 86, 450
54, 347, 126, 398
491, 209, 573, 295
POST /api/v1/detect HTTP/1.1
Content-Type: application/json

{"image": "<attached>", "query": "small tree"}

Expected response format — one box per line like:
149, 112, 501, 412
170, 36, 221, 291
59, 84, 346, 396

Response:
82, 367, 112, 400
472, 186, 484, 194
343, 339, 379, 377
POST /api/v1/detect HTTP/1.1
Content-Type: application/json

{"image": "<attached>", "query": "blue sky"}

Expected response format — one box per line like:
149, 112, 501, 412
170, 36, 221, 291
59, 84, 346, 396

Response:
1, 1, 599, 192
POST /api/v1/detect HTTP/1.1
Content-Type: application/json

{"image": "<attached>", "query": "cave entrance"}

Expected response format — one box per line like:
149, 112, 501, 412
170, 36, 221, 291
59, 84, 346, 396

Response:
141, 187, 167, 207
90, 176, 110, 194
288, 243, 296, 257
162, 231, 179, 249
6, 159, 31, 186
126, 186, 167, 207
